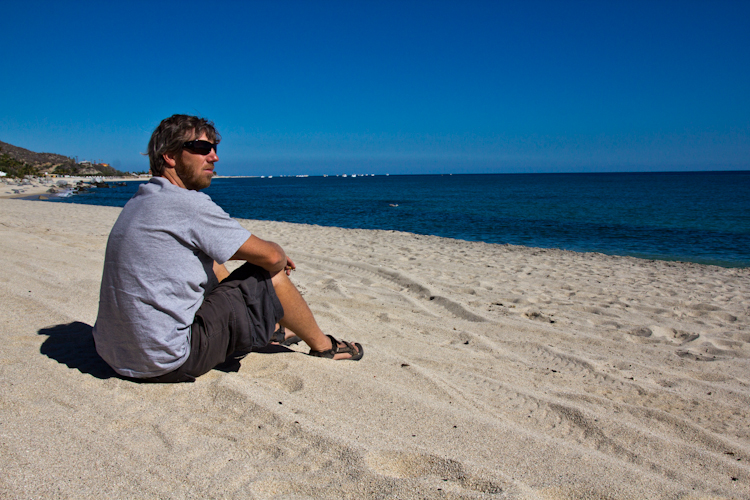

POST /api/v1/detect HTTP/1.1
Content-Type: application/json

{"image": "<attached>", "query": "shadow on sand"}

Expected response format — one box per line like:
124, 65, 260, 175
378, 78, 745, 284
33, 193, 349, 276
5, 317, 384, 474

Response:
38, 321, 117, 379
38, 322, 295, 380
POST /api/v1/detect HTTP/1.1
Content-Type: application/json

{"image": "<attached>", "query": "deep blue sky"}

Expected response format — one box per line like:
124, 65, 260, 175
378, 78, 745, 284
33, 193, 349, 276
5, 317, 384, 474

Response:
1, 1, 748, 175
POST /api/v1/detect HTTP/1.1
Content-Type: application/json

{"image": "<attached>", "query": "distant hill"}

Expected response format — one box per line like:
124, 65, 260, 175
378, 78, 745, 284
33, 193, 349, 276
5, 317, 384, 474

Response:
0, 140, 126, 177
0, 140, 72, 166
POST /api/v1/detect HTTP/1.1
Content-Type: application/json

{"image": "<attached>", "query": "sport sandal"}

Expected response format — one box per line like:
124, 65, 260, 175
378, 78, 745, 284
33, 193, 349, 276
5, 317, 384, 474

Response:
309, 334, 364, 361
271, 326, 301, 346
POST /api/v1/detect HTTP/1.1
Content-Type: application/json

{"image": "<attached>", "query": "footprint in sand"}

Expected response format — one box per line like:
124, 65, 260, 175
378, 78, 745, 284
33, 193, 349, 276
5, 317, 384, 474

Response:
365, 451, 505, 494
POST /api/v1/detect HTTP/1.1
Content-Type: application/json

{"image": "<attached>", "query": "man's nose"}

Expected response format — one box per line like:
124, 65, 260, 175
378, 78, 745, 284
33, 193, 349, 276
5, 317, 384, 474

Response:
208, 148, 219, 161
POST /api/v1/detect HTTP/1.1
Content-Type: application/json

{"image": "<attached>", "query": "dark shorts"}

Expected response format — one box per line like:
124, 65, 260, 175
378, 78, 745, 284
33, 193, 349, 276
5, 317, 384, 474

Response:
145, 263, 284, 383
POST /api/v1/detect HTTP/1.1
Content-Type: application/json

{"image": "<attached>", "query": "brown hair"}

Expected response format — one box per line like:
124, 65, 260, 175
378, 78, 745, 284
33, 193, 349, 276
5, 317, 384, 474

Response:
147, 114, 220, 176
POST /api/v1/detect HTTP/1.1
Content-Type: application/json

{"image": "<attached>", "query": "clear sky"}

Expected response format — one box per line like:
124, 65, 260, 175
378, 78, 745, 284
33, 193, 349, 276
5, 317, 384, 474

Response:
1, 0, 748, 176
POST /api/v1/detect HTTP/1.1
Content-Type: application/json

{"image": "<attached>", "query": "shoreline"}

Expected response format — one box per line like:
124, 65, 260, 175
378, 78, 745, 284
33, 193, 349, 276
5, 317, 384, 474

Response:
8, 172, 747, 269
7, 193, 750, 269
0, 198, 748, 498
7, 189, 748, 269
0, 175, 146, 200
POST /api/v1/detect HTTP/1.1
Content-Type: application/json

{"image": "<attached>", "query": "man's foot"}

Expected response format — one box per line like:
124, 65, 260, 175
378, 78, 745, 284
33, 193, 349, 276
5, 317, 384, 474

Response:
270, 325, 301, 346
308, 334, 364, 361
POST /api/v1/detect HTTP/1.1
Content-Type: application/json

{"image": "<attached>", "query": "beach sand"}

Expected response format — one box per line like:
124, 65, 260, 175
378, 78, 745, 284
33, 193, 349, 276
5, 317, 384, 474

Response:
1, 197, 748, 499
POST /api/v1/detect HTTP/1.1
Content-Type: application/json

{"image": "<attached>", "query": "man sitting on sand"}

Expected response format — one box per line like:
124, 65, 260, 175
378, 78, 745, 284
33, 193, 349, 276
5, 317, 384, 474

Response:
93, 114, 362, 382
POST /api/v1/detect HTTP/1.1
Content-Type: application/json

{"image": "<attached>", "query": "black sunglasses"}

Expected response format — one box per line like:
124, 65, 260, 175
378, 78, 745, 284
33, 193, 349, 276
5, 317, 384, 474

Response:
182, 140, 218, 155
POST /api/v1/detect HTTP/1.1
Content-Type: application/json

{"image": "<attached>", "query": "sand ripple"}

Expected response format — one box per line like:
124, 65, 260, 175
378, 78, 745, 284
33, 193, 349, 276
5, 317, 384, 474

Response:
1, 199, 748, 499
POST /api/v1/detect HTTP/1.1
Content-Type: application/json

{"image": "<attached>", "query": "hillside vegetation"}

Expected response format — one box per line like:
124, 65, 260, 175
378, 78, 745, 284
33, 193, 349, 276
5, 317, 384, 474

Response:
0, 140, 126, 178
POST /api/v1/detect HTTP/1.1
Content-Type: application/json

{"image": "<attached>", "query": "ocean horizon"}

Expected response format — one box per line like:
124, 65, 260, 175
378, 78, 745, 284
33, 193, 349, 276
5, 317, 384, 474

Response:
47, 170, 750, 268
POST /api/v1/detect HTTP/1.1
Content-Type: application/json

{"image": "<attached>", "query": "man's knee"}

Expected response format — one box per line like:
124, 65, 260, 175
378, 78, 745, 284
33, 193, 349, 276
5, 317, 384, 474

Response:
270, 269, 289, 289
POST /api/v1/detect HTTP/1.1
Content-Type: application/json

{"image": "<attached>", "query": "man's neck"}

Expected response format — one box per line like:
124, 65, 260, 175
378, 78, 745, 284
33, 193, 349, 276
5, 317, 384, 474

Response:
159, 170, 188, 190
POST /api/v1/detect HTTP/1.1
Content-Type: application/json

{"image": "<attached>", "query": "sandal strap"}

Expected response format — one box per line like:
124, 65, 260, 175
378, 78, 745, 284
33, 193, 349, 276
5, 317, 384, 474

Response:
308, 334, 339, 358
336, 339, 364, 361
271, 325, 286, 343
339, 340, 356, 353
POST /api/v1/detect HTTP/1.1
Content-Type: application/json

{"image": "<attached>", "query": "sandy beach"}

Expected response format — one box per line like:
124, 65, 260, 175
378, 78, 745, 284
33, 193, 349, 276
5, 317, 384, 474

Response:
0, 197, 748, 499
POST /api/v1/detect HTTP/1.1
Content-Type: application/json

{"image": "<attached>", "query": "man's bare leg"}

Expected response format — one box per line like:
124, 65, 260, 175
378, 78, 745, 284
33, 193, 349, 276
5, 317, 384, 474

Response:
270, 271, 360, 360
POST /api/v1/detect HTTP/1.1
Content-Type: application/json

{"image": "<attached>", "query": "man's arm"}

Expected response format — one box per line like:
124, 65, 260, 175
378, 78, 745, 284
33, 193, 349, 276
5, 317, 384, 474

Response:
213, 261, 230, 282
230, 235, 292, 275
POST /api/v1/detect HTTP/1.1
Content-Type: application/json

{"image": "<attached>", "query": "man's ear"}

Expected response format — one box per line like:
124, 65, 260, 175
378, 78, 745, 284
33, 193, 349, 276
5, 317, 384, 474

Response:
163, 151, 178, 168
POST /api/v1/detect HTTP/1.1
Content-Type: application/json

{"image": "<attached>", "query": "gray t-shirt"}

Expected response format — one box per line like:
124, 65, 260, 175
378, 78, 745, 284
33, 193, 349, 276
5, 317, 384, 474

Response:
93, 177, 251, 378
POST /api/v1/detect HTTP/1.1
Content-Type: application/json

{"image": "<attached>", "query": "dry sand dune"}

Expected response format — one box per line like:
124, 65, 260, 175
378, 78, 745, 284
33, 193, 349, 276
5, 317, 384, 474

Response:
1, 198, 748, 499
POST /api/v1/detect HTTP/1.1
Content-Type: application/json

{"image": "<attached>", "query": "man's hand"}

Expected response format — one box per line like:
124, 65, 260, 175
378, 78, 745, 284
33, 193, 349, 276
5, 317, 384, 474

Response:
284, 256, 296, 276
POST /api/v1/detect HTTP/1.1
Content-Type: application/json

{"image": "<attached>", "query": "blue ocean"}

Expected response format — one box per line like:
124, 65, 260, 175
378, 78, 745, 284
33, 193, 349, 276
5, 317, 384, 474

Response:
48, 171, 750, 268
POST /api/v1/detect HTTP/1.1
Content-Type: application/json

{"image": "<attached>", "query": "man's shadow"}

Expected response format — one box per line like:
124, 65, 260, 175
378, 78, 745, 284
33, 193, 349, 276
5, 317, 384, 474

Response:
38, 322, 293, 380
38, 322, 117, 379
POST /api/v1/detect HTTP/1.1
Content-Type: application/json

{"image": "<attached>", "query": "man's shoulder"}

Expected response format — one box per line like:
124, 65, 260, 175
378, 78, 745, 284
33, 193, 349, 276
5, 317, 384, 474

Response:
143, 177, 212, 199
130, 177, 216, 208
